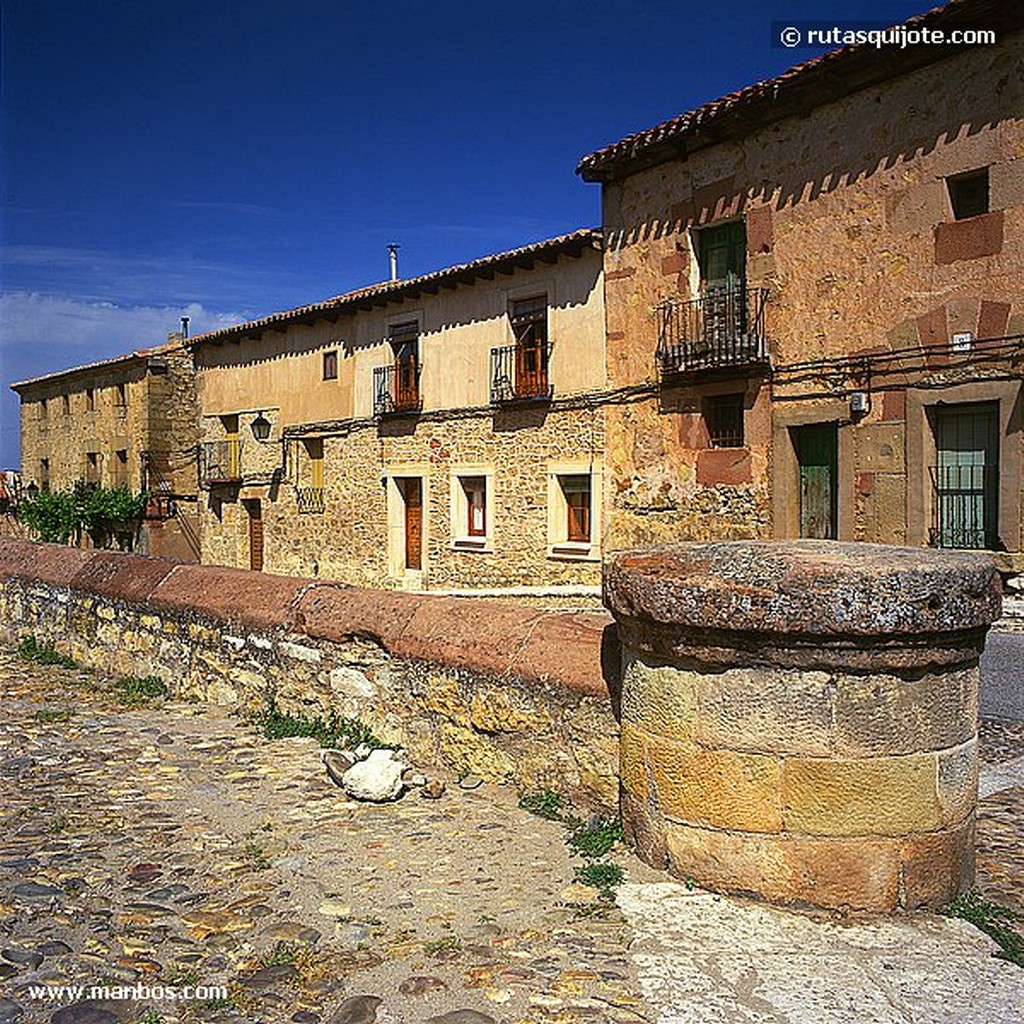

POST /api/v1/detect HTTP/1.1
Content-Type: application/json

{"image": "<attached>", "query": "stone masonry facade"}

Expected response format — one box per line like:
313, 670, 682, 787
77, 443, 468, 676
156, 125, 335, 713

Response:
11, 339, 201, 560
579, 6, 1024, 571
201, 407, 604, 589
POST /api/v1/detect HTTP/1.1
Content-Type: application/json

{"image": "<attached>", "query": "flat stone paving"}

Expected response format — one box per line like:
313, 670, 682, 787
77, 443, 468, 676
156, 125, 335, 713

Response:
0, 650, 1022, 1024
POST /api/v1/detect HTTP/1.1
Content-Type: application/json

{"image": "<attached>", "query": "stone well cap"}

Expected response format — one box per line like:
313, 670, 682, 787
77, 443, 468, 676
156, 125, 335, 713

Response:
604, 540, 1002, 669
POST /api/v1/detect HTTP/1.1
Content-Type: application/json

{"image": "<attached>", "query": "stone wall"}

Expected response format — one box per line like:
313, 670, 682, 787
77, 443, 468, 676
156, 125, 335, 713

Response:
0, 538, 618, 809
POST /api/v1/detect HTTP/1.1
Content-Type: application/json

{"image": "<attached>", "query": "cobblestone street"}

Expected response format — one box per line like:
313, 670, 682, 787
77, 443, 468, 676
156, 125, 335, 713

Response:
0, 651, 656, 1024
1, 649, 1023, 1024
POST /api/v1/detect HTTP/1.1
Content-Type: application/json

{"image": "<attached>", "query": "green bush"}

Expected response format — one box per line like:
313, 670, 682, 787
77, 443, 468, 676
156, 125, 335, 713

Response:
16, 482, 147, 549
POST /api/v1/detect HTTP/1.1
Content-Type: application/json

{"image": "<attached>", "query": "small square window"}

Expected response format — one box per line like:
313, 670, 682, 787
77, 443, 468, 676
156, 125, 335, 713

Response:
323, 350, 338, 381
705, 394, 745, 448
947, 169, 989, 221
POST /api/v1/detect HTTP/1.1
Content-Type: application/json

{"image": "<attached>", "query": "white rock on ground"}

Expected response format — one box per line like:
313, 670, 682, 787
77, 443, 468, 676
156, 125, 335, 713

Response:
341, 747, 406, 802
616, 882, 1024, 1024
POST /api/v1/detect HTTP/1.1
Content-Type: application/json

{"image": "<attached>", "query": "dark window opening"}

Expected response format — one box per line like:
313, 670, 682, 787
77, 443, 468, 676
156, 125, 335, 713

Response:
947, 169, 989, 220
323, 350, 338, 381
705, 393, 745, 448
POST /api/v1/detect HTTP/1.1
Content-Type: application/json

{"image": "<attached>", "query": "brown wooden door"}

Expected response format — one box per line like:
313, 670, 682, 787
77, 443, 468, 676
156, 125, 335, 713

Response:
245, 499, 264, 571
401, 479, 422, 570
515, 338, 547, 398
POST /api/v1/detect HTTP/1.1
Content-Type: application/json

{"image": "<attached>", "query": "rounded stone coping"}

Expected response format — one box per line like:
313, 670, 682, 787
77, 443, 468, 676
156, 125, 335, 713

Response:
0, 538, 611, 698
604, 539, 1002, 670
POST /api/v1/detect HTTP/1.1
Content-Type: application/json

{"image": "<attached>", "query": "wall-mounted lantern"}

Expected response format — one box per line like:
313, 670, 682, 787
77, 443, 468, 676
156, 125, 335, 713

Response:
251, 412, 272, 442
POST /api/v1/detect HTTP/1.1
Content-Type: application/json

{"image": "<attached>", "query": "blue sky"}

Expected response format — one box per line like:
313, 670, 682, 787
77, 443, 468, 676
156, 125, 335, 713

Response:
0, 0, 931, 468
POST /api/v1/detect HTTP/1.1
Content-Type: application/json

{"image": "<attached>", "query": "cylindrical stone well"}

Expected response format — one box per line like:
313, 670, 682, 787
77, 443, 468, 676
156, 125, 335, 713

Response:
603, 540, 1002, 912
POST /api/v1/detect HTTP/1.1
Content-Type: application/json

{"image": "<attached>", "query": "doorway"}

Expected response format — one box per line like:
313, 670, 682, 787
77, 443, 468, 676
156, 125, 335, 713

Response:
933, 402, 999, 549
244, 499, 263, 571
397, 478, 422, 570
793, 424, 838, 539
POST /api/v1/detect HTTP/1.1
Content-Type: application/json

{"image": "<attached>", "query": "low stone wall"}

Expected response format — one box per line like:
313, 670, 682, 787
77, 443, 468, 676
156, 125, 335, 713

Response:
0, 538, 619, 809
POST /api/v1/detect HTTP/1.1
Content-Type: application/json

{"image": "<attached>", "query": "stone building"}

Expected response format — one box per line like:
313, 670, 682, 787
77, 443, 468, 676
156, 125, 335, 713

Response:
188, 231, 606, 589
10, 339, 201, 560
577, 0, 1024, 573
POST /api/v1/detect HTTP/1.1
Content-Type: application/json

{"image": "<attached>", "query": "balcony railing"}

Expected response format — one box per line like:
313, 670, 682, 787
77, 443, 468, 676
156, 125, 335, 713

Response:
490, 343, 553, 404
373, 363, 422, 417
657, 286, 769, 377
295, 486, 325, 514
200, 439, 242, 486
930, 463, 998, 550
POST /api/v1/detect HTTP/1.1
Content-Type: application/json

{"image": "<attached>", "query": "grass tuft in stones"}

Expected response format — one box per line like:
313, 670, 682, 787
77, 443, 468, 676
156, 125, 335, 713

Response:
17, 634, 76, 669
423, 935, 462, 956
112, 674, 168, 706
574, 861, 624, 901
34, 707, 73, 723
518, 788, 564, 820
251, 698, 386, 750
243, 839, 271, 872
165, 964, 199, 986
566, 815, 624, 858
940, 890, 1024, 967
260, 941, 298, 967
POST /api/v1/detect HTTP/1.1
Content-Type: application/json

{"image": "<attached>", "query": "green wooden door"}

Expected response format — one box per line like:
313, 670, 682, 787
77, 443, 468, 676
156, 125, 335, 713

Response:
698, 222, 747, 353
699, 222, 746, 289
934, 403, 998, 549
794, 424, 838, 539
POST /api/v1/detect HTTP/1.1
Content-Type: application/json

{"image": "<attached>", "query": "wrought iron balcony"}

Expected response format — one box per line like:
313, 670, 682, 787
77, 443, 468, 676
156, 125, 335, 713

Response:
199, 439, 242, 486
490, 343, 553, 404
373, 363, 421, 417
656, 286, 769, 377
295, 486, 325, 514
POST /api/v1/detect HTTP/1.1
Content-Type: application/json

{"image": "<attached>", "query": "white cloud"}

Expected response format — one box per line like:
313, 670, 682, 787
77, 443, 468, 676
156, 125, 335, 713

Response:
0, 291, 247, 354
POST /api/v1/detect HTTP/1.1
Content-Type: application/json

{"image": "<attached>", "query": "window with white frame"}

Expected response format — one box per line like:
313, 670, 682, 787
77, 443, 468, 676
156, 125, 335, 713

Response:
548, 464, 600, 559
450, 469, 493, 550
